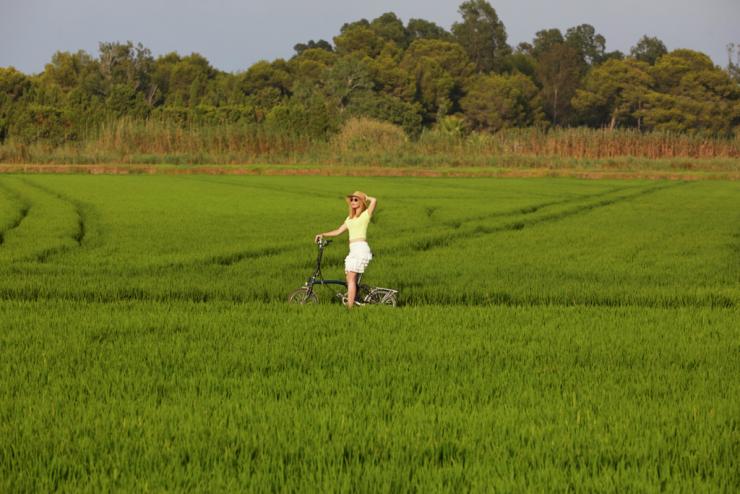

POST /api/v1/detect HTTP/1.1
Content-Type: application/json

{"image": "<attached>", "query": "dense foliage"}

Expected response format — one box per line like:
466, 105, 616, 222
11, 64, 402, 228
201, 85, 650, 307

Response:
0, 175, 738, 490
1, 0, 738, 149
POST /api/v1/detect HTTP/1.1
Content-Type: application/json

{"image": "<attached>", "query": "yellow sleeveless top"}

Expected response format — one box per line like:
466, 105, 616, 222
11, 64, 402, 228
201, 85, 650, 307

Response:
345, 210, 370, 241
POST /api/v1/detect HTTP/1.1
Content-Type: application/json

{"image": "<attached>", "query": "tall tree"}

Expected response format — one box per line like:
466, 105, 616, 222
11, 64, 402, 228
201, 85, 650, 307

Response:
324, 57, 374, 112
401, 39, 474, 121
406, 18, 453, 42
630, 36, 668, 65
368, 44, 415, 100
0, 67, 32, 141
726, 43, 740, 83
507, 46, 537, 80
461, 73, 544, 131
572, 59, 653, 129
153, 52, 218, 107
638, 49, 739, 134
289, 48, 337, 87
98, 41, 154, 92
42, 50, 97, 92
293, 40, 333, 56
535, 43, 582, 125
333, 23, 385, 58
565, 24, 606, 68
451, 0, 511, 73
240, 59, 292, 112
530, 29, 565, 59
370, 12, 409, 48
650, 49, 715, 92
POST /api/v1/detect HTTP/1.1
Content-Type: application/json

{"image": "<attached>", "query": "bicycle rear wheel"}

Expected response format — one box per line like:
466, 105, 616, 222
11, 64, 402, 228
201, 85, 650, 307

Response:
288, 286, 318, 304
366, 288, 397, 307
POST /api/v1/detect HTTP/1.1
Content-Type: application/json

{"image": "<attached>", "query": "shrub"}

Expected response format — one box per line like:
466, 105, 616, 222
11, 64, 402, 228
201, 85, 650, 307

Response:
332, 117, 408, 153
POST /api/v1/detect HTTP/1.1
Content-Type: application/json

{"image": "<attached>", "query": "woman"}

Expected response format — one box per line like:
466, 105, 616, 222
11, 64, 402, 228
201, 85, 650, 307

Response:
314, 191, 377, 308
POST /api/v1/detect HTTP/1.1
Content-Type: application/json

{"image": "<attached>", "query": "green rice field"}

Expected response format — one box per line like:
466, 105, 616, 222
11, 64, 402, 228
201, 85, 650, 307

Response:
1, 174, 738, 491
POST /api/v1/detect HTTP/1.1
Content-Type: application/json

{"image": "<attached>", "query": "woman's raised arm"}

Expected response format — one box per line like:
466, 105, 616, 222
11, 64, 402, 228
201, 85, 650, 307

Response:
366, 196, 377, 216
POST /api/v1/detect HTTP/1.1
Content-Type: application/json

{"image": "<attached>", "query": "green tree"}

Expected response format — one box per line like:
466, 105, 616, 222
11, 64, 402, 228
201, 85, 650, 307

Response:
289, 48, 337, 87
323, 57, 375, 112
42, 50, 98, 92
0, 67, 32, 141
10, 103, 75, 144
506, 49, 537, 80
726, 43, 740, 83
461, 73, 544, 131
572, 59, 653, 129
401, 39, 474, 122
98, 41, 154, 94
370, 12, 409, 48
406, 18, 453, 42
651, 49, 715, 91
638, 50, 739, 134
265, 95, 338, 138
333, 22, 385, 58
530, 28, 564, 59
240, 59, 292, 112
630, 36, 668, 65
368, 45, 415, 100
565, 24, 606, 67
106, 83, 148, 118
536, 43, 582, 125
293, 39, 333, 56
451, 0, 511, 73
153, 53, 217, 107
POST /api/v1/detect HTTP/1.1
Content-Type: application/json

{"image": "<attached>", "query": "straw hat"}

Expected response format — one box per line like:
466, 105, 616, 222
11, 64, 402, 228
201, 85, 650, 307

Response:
345, 191, 369, 207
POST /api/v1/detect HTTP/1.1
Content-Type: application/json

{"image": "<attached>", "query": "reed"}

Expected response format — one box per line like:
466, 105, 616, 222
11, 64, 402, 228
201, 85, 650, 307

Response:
0, 117, 737, 166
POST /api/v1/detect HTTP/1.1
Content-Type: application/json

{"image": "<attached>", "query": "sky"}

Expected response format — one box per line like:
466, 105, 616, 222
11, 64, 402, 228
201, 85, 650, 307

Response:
1, 0, 738, 74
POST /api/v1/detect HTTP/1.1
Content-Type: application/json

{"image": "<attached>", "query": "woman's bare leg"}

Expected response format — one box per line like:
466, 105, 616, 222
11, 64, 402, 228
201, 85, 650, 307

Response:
346, 271, 357, 308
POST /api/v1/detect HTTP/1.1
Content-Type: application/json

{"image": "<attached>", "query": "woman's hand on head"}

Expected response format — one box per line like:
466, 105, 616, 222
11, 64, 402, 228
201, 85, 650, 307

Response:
367, 196, 377, 216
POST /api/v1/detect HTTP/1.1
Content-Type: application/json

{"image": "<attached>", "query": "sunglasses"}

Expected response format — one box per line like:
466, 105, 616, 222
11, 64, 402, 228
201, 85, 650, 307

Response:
350, 197, 360, 202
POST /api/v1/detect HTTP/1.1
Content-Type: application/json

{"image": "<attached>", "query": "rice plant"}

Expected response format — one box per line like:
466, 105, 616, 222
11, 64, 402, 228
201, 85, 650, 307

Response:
0, 174, 737, 491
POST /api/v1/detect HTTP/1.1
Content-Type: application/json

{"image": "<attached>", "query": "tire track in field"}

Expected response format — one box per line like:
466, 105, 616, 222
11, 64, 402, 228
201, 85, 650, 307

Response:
392, 184, 634, 236
17, 179, 99, 262
0, 180, 31, 246
441, 185, 634, 227
143, 244, 299, 272
388, 182, 685, 255
20, 179, 87, 246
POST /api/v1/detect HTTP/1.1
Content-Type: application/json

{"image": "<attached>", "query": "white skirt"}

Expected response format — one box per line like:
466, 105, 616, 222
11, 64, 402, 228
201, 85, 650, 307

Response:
345, 241, 373, 273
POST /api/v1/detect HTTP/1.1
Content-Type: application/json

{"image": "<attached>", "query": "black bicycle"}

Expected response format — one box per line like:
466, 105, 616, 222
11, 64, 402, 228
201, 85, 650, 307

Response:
288, 239, 398, 306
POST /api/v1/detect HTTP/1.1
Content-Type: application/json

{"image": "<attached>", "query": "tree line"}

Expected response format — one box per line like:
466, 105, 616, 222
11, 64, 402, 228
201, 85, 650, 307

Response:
1, 0, 738, 146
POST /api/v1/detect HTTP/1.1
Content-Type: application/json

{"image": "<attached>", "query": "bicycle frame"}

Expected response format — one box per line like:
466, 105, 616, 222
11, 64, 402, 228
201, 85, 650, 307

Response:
303, 239, 362, 295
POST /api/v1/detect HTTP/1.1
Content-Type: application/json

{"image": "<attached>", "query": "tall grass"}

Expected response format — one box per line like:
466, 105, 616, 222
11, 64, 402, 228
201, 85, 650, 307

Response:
0, 117, 737, 166
418, 127, 740, 159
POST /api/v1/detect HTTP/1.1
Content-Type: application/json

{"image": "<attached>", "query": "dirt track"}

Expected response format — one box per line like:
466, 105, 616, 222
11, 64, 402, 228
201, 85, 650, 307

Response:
0, 163, 737, 180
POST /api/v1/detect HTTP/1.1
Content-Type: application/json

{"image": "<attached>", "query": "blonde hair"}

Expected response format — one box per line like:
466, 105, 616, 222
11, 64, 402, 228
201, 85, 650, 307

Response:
346, 191, 368, 219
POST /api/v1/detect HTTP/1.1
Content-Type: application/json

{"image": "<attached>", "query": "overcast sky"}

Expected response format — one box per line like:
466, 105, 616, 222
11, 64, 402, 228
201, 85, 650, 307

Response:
1, 0, 738, 74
